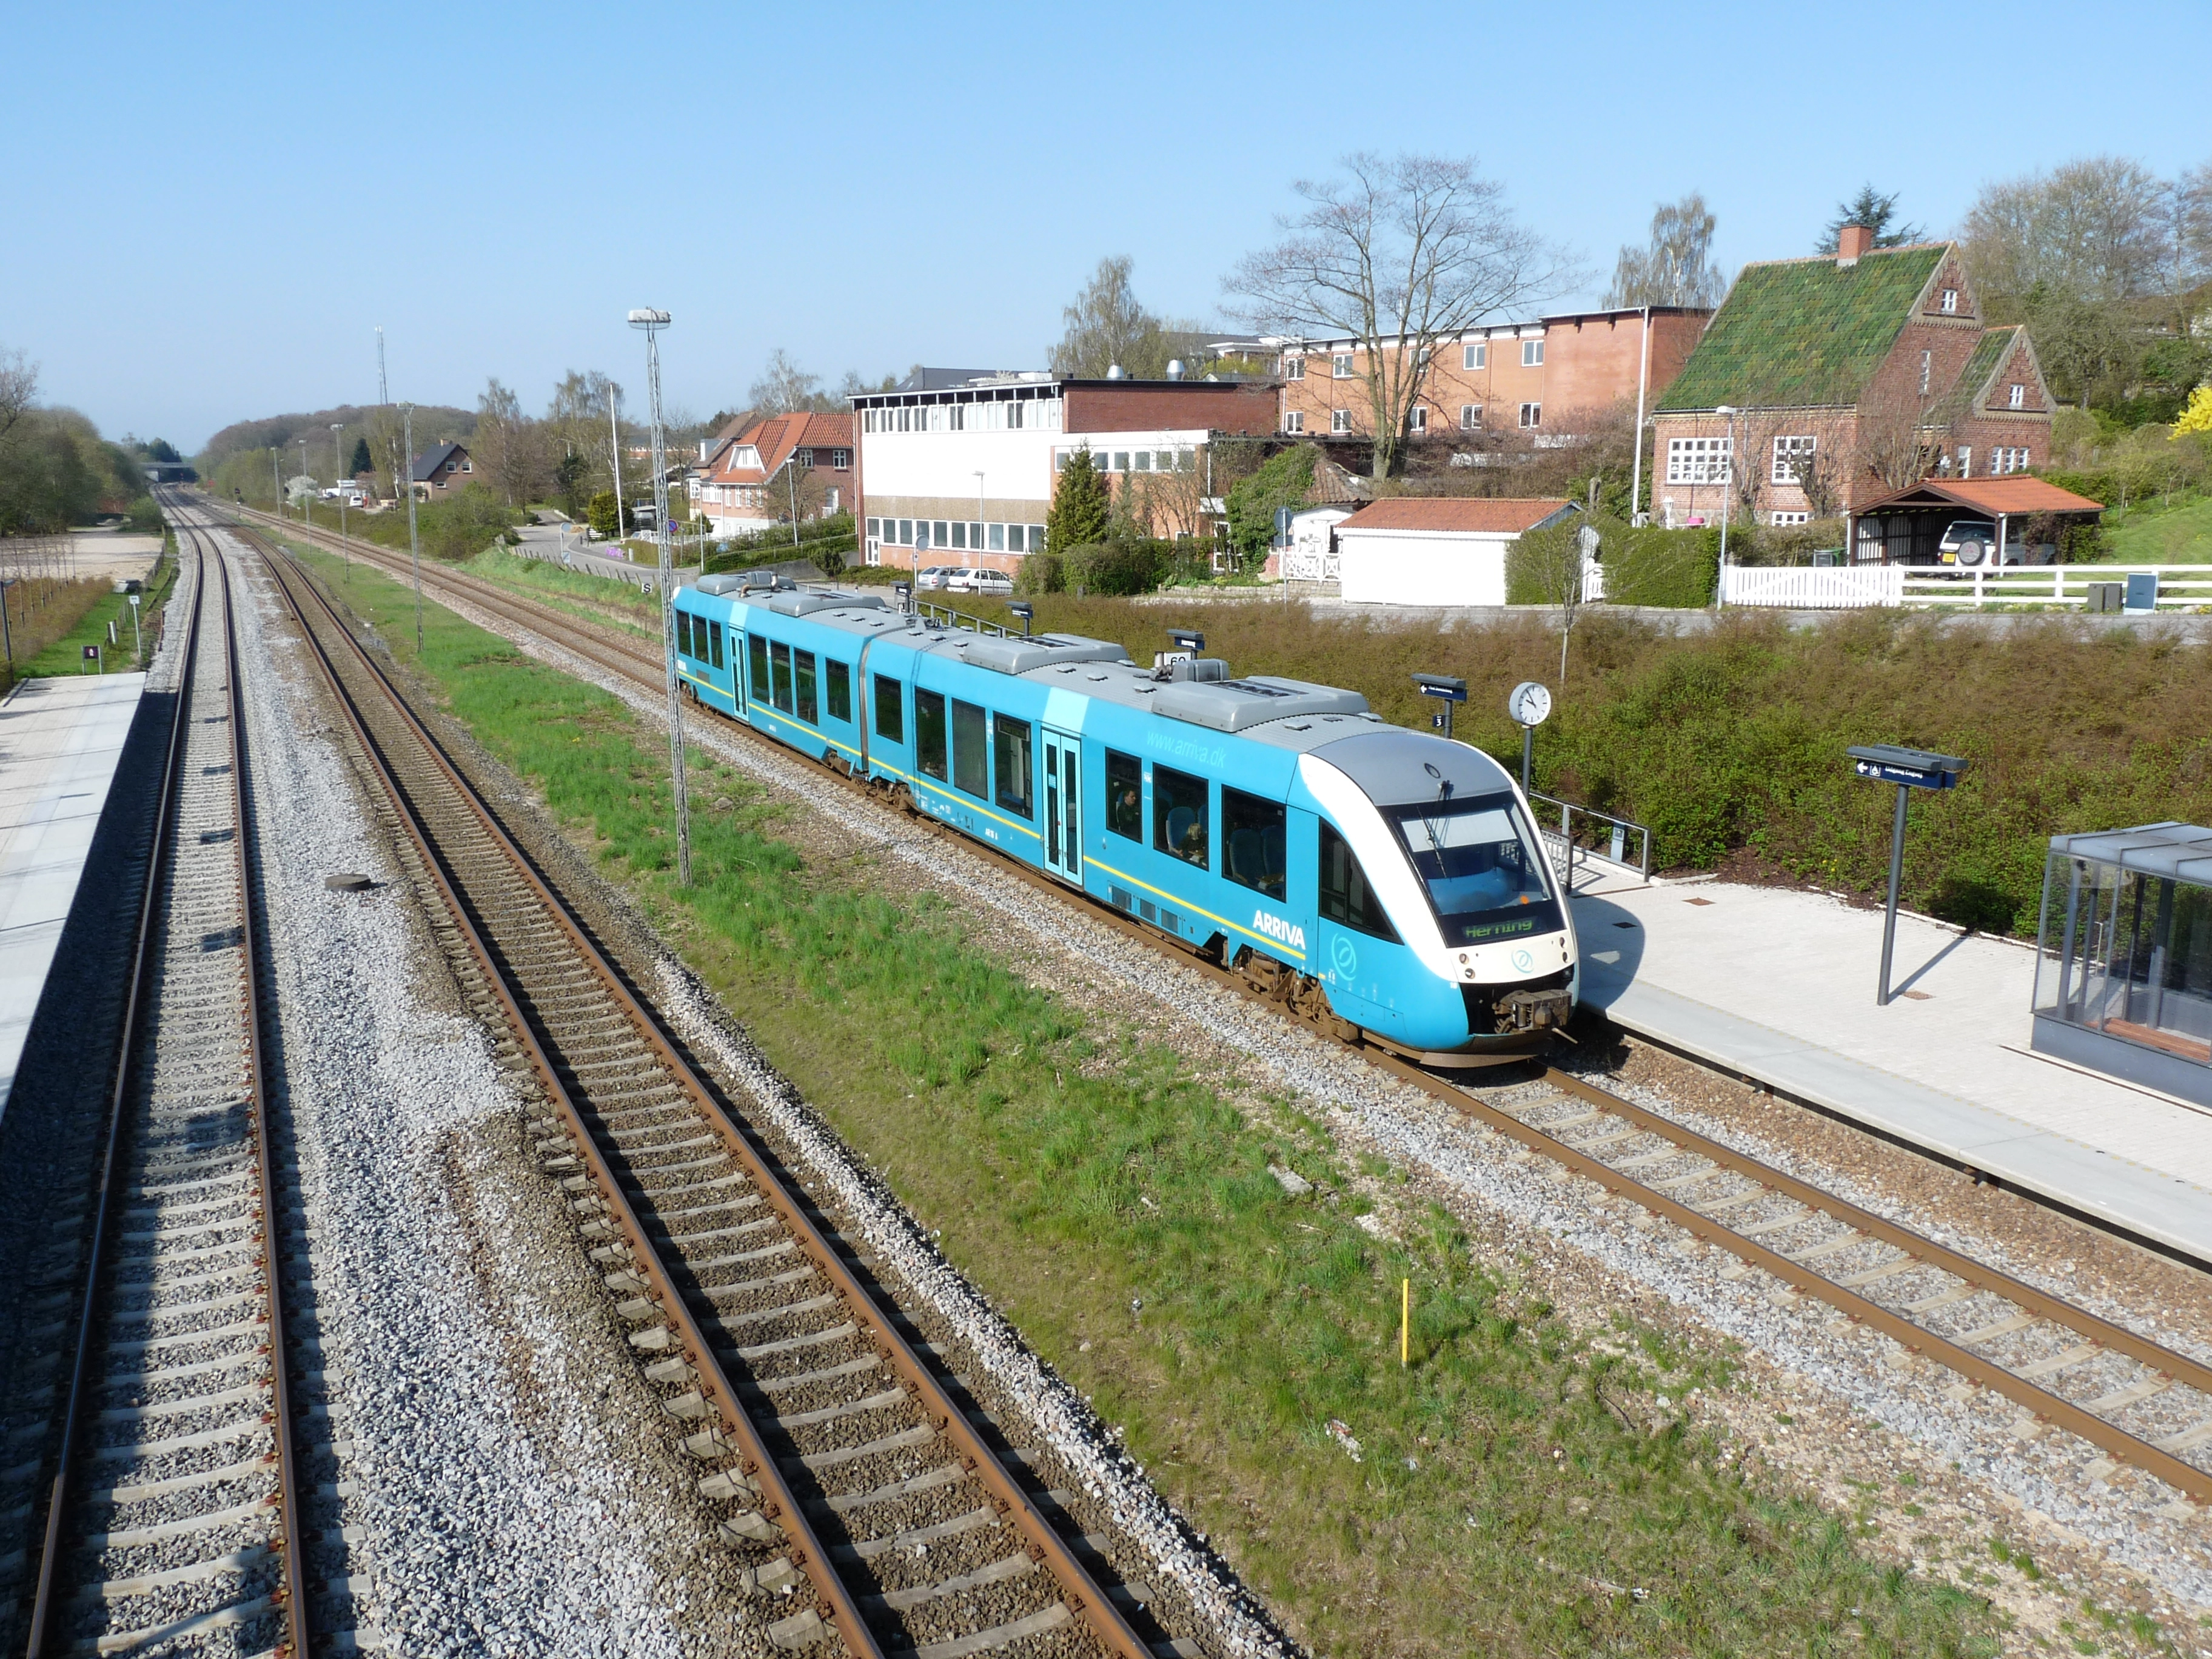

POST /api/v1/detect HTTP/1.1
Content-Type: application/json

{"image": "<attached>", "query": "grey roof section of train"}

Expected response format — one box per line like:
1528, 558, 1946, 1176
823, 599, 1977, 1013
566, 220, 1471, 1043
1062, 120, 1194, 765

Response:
687, 586, 1404, 756
1305, 725, 1516, 808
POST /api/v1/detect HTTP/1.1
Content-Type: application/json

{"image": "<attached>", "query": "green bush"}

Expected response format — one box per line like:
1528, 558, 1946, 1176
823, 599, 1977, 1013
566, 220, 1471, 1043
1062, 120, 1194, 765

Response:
1067, 536, 1172, 596
124, 497, 164, 536
420, 484, 526, 561
1222, 445, 1315, 568
1604, 525, 1718, 607
1016, 550, 1067, 594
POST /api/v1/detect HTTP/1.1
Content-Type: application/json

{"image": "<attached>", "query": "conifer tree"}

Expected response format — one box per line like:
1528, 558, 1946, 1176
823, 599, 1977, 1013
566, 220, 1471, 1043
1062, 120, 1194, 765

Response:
1045, 446, 1110, 548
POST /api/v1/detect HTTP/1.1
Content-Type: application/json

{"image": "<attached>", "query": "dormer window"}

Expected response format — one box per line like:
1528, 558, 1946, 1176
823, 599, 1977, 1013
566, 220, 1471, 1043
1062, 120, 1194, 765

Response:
1940, 288, 1959, 314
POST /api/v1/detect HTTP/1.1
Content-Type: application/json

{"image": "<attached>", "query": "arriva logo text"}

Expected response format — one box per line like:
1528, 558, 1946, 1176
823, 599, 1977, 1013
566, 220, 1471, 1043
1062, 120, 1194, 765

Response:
1252, 911, 1307, 952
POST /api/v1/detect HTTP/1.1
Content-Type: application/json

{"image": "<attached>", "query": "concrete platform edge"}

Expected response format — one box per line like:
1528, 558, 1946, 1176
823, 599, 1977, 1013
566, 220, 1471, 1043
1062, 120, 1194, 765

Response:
1592, 977, 2212, 1271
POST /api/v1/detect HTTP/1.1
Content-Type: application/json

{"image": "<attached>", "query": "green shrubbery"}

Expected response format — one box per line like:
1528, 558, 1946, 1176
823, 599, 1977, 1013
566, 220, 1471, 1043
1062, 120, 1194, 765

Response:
1506, 513, 1718, 608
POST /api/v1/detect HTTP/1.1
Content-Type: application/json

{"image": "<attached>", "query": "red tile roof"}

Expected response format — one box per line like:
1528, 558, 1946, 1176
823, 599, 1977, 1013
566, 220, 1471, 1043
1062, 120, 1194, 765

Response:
1336, 497, 1572, 535
702, 411, 853, 486
1854, 477, 2103, 515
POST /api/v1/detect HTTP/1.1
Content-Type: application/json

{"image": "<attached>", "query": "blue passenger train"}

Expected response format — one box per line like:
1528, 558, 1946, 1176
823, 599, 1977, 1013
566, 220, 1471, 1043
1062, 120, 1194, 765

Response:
671, 574, 1578, 1059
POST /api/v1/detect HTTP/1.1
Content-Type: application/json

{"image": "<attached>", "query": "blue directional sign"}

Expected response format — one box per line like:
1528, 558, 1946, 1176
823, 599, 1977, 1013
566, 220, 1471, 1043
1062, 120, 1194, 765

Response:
1848, 744, 1969, 790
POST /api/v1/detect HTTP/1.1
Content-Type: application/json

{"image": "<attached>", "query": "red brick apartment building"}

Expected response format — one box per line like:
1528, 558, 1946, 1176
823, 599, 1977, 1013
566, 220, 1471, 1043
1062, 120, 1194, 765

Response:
1652, 227, 2055, 532
1273, 307, 1709, 443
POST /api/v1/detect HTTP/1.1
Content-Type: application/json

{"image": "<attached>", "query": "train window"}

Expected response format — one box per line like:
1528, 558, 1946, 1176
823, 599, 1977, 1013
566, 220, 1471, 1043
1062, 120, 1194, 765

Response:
952, 699, 988, 800
1222, 786, 1287, 900
769, 641, 794, 714
1106, 750, 1142, 841
1153, 764, 1209, 868
826, 660, 851, 723
675, 611, 692, 659
1386, 794, 1556, 946
1320, 822, 1399, 942
915, 689, 947, 780
748, 634, 768, 708
795, 649, 818, 723
874, 673, 904, 743
993, 716, 1033, 817
708, 620, 724, 671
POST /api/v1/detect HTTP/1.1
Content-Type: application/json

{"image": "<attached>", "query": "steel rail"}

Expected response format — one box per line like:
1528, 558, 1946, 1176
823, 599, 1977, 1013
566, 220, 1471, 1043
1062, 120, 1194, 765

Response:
253, 530, 1151, 1659
19, 550, 203, 1658
232, 498, 2212, 1506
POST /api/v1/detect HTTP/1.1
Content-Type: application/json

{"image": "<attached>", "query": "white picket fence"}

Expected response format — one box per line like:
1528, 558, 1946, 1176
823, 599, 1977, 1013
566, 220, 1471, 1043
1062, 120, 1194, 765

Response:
1720, 563, 2212, 611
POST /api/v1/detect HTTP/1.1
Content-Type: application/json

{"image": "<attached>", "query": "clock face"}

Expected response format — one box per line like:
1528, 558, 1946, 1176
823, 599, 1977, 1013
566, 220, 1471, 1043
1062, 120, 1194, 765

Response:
1509, 681, 1552, 726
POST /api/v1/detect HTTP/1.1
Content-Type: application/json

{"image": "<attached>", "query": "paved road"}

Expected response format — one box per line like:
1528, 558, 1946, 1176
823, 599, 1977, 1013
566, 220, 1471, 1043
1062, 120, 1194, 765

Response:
510, 521, 699, 588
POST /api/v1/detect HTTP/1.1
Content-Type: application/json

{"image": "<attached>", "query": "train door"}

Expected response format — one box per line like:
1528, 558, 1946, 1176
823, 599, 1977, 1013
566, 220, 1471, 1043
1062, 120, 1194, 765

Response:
1041, 727, 1082, 883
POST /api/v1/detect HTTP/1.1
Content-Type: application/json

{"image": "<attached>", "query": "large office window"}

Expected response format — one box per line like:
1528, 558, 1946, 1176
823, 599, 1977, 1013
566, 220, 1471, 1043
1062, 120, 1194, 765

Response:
769, 640, 794, 714
993, 716, 1033, 817
1153, 764, 1208, 868
794, 649, 818, 723
826, 660, 851, 723
1222, 787, 1287, 900
951, 699, 988, 800
1320, 822, 1398, 941
748, 634, 768, 707
1106, 750, 1142, 840
873, 673, 903, 742
914, 689, 947, 780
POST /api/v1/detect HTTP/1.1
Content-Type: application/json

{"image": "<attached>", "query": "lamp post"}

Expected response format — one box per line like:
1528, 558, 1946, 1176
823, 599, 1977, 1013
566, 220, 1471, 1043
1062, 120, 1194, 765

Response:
1712, 405, 1737, 609
974, 470, 985, 566
401, 403, 423, 654
298, 438, 312, 531
629, 307, 691, 888
272, 449, 282, 520
608, 386, 627, 558
0, 577, 15, 680
331, 423, 349, 569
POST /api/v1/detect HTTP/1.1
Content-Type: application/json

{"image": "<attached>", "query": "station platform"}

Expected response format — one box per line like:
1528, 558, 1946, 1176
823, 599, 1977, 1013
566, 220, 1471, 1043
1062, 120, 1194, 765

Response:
0, 673, 147, 1123
1568, 869, 2212, 1268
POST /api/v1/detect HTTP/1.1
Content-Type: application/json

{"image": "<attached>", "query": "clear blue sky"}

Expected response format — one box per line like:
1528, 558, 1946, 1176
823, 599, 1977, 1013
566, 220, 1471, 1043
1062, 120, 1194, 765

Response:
8, 0, 2204, 452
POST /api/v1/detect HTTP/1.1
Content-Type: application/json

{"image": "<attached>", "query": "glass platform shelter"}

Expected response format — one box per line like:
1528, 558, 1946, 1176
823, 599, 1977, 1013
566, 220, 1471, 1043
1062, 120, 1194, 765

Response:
2033, 822, 2212, 1106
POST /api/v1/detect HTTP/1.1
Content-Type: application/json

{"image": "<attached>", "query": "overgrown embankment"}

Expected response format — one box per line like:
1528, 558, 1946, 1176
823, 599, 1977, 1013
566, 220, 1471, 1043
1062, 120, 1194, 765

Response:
281, 538, 2005, 1658
959, 598, 2212, 935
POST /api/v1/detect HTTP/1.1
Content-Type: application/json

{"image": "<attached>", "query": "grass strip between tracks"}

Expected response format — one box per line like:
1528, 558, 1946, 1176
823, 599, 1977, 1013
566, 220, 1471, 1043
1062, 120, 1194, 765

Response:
286, 539, 2003, 1659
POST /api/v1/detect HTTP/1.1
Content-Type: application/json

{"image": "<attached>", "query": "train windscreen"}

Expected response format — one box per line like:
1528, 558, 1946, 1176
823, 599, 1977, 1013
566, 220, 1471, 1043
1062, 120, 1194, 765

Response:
1385, 793, 1561, 947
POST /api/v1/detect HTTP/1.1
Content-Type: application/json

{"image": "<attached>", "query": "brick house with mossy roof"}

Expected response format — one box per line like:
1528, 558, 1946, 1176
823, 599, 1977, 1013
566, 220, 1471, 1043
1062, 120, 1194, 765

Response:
1650, 225, 2054, 534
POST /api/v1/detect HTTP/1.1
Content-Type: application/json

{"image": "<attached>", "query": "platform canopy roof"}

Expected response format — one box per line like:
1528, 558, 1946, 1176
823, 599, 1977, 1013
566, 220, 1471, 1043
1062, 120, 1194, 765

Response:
1852, 477, 2105, 517
2048, 821, 2212, 882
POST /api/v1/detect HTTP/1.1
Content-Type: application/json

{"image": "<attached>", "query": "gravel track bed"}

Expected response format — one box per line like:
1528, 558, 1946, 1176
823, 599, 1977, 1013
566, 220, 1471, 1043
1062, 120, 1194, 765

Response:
388, 572, 2212, 1647
221, 530, 722, 1655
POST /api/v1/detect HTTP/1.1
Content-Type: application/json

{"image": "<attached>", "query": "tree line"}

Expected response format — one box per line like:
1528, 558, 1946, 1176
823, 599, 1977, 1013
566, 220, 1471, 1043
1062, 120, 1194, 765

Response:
0, 347, 162, 536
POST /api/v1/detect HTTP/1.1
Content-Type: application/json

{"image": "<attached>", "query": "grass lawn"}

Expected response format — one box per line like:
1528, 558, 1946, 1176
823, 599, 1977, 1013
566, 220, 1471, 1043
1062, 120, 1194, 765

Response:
286, 537, 2005, 1658
2100, 493, 2212, 563
19, 554, 178, 679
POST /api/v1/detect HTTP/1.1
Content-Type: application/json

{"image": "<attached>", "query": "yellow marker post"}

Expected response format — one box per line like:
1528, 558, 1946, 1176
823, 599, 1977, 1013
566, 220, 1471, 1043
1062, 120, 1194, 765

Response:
1401, 1277, 1410, 1369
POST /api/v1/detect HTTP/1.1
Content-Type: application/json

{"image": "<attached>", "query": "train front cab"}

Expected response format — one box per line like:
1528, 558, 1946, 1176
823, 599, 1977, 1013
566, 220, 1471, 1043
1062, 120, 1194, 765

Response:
1289, 728, 1577, 1060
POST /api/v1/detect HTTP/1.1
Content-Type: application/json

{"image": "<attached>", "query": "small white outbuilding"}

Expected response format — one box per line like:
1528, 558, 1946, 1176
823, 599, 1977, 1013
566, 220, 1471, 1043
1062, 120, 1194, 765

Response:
1335, 497, 1575, 606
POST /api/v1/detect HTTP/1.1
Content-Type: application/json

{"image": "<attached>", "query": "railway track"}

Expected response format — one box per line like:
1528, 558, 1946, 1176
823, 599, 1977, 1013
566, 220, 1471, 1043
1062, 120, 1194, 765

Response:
240, 505, 2212, 1517
13, 528, 315, 1658
247, 526, 1171, 1658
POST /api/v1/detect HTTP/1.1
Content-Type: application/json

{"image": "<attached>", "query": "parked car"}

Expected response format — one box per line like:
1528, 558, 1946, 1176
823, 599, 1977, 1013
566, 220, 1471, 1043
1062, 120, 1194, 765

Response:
1937, 518, 2000, 566
947, 567, 1013, 595
914, 565, 956, 591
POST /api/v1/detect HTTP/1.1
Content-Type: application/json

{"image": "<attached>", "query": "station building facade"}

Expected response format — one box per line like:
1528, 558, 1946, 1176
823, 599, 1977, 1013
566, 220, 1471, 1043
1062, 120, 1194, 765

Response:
852, 372, 1279, 573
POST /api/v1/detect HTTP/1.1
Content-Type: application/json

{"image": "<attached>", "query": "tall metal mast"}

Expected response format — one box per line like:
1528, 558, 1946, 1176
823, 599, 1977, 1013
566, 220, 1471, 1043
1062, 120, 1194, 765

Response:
628, 310, 689, 886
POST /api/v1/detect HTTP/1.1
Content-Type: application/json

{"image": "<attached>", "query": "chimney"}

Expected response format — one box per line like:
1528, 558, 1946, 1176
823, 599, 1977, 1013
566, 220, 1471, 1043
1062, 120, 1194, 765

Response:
1837, 223, 1874, 264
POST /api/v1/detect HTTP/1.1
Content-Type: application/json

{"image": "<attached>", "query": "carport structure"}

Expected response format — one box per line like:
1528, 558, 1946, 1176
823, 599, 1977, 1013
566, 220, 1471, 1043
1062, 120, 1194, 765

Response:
1847, 476, 2103, 567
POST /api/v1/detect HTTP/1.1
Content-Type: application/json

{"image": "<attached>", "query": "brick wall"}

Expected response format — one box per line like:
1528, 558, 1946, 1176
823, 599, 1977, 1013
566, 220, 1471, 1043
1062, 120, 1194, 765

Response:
1064, 381, 1277, 436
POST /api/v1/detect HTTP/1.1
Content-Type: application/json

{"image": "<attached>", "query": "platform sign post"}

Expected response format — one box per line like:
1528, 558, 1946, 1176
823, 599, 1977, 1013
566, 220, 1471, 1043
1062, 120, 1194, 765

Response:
1848, 744, 1970, 1006
1413, 673, 1467, 742
1507, 680, 1552, 793
83, 644, 101, 674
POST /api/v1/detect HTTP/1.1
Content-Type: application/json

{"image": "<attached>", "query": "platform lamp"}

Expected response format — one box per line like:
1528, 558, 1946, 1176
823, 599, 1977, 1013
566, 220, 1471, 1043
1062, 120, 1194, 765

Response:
331, 422, 349, 568
629, 306, 691, 887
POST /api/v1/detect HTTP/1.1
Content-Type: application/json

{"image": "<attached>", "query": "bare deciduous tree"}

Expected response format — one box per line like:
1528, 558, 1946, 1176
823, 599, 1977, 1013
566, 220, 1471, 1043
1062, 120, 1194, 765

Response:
1225, 152, 1580, 481
473, 377, 542, 505
1604, 193, 1727, 309
1048, 256, 1198, 380
0, 348, 36, 449
749, 349, 840, 415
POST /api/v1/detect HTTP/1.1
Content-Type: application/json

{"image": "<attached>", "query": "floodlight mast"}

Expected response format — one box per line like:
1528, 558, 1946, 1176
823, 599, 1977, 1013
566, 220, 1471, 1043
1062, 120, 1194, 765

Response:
629, 307, 690, 887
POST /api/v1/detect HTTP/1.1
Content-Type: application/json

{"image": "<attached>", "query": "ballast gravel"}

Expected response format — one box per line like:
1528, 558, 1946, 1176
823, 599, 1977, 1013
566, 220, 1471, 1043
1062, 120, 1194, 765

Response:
344, 568, 2212, 1647
224, 537, 704, 1655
